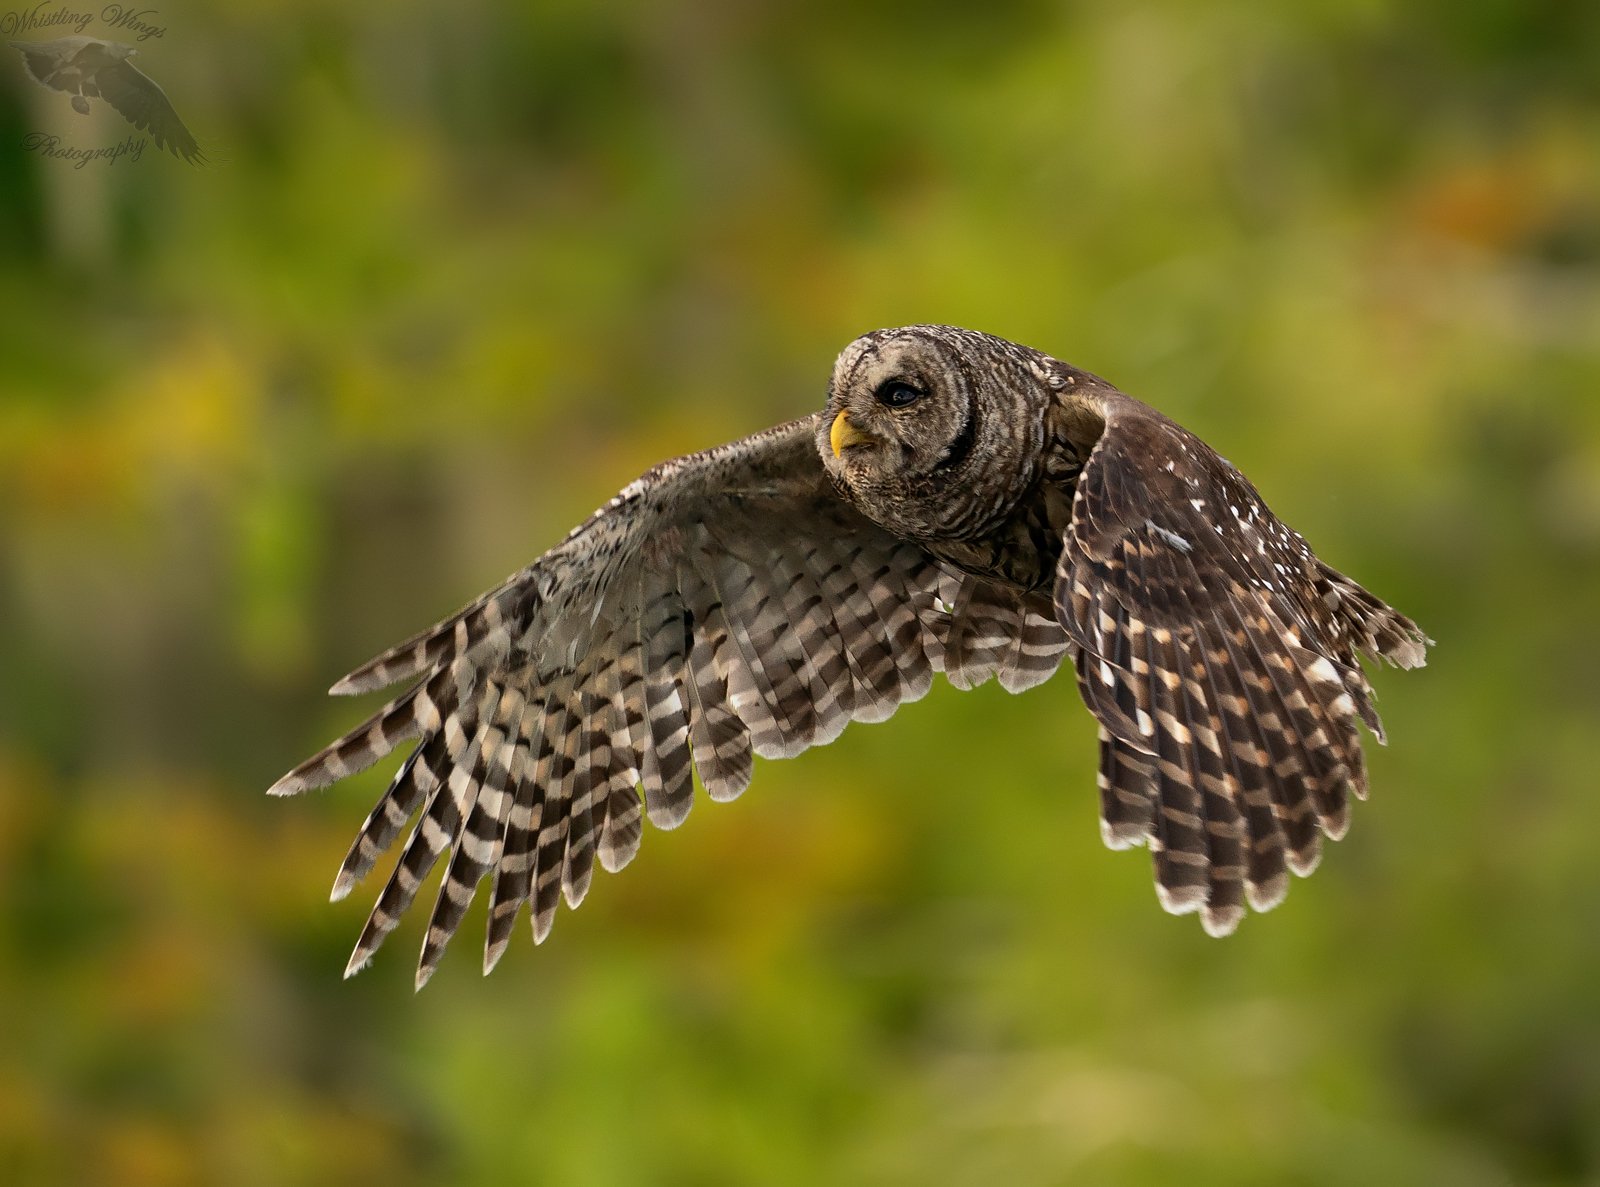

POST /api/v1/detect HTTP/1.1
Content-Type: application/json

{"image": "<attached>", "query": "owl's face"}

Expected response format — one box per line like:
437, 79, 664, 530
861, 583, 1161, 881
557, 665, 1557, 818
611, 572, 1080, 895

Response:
819, 325, 1049, 540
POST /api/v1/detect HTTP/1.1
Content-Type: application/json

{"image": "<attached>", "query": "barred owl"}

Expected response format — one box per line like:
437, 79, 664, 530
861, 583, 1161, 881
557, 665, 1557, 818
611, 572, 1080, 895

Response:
272, 325, 1429, 987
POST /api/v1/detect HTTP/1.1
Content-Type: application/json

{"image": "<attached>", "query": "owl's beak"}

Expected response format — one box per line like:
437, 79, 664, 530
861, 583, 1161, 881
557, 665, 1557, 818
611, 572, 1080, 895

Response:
830, 411, 876, 458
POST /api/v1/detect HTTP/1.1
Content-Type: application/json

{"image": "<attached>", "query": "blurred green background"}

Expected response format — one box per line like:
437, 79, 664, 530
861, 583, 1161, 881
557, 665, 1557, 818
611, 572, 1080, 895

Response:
3, 1, 1599, 1183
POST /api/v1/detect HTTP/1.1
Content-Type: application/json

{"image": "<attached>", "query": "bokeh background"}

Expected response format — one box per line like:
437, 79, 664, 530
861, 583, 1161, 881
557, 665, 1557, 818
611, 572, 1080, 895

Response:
3, 1, 1599, 1183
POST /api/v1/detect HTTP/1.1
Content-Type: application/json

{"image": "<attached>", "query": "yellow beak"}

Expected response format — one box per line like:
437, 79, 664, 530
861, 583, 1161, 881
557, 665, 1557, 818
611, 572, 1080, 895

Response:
830, 411, 875, 458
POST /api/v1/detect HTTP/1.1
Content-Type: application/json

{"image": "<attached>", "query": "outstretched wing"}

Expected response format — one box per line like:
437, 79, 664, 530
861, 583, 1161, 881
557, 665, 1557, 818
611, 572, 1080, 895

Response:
272, 415, 1071, 986
1054, 393, 1428, 936
8, 40, 70, 89
92, 55, 204, 163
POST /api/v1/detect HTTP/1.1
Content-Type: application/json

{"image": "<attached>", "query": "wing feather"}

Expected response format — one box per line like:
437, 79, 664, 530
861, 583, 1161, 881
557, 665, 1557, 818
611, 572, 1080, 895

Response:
549, 674, 597, 911
482, 687, 544, 973
524, 670, 586, 945
1138, 534, 1250, 937
635, 573, 696, 830
678, 564, 755, 801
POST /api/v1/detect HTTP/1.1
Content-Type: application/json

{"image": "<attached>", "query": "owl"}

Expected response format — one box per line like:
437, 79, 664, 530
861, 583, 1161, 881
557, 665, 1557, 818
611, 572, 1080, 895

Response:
272, 325, 1429, 987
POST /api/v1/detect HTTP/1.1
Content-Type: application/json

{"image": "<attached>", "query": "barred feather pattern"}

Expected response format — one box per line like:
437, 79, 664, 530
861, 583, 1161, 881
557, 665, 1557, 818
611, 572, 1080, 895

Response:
273, 324, 1429, 983
272, 416, 1071, 986
1057, 393, 1428, 934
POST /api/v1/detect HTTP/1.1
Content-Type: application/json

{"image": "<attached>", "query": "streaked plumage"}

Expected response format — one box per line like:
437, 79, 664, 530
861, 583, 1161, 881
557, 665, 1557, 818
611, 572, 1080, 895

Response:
272, 325, 1429, 986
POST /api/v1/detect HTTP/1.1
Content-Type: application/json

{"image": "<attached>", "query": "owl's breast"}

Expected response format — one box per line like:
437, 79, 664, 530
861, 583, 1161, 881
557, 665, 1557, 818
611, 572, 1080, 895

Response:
924, 472, 1076, 594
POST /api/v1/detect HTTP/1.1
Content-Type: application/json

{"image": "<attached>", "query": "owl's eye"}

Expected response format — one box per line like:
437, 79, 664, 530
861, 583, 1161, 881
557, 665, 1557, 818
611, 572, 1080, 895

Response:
875, 379, 923, 409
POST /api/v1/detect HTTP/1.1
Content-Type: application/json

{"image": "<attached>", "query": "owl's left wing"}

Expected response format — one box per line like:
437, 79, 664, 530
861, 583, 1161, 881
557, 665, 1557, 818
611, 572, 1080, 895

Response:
1053, 389, 1428, 936
272, 415, 1068, 986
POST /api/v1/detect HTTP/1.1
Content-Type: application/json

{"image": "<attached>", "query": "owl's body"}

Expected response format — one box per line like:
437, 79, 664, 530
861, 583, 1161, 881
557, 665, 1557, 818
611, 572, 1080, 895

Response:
273, 326, 1428, 986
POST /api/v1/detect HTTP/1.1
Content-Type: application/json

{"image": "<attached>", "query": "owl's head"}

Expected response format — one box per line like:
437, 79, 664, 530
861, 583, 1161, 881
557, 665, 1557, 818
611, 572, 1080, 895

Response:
818, 325, 1051, 540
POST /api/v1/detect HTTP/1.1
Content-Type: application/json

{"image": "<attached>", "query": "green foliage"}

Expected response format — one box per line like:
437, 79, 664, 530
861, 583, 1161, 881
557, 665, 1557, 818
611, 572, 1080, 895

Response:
2, 2, 1598, 1182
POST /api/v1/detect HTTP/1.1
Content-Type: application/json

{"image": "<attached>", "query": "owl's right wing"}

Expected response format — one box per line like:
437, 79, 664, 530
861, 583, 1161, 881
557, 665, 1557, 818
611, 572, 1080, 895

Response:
271, 415, 1069, 986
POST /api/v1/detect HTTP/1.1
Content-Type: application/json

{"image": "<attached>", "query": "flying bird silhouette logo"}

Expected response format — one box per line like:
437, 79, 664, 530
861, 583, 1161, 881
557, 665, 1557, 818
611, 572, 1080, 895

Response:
9, 35, 204, 164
